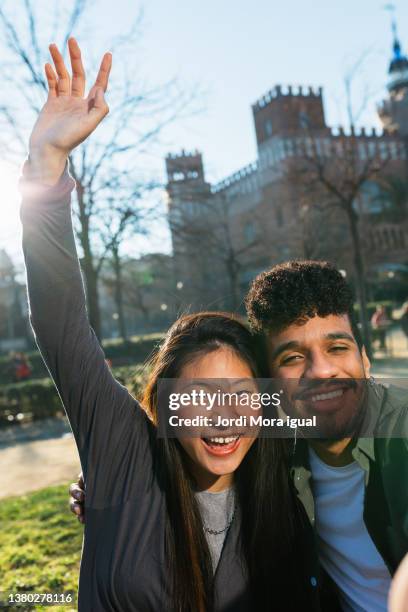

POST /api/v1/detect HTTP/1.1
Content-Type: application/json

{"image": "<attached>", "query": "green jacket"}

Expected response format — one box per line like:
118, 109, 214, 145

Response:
291, 381, 408, 604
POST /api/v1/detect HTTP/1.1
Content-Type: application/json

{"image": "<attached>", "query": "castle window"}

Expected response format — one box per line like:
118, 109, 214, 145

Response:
358, 142, 367, 161
244, 221, 256, 244
368, 142, 377, 157
379, 142, 389, 160
265, 119, 273, 137
299, 111, 310, 129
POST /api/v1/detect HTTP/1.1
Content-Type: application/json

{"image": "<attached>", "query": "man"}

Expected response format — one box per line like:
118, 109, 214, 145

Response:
70, 260, 407, 610
245, 260, 408, 611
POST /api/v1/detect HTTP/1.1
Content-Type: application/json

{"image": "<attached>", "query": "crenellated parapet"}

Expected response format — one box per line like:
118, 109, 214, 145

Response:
252, 84, 323, 111
165, 149, 206, 184
252, 84, 328, 146
212, 162, 258, 194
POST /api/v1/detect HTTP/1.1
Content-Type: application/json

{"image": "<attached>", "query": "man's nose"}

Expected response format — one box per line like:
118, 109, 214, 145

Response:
303, 351, 339, 379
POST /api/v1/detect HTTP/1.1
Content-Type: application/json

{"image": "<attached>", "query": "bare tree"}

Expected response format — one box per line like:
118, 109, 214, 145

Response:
283, 55, 399, 357
169, 188, 263, 311
288, 127, 393, 357
98, 184, 158, 340
0, 0, 196, 338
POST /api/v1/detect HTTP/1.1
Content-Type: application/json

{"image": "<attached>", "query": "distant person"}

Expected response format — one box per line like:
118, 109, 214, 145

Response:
12, 352, 32, 383
371, 304, 390, 350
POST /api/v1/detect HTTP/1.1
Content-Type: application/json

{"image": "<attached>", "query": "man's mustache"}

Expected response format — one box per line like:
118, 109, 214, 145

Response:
291, 378, 358, 401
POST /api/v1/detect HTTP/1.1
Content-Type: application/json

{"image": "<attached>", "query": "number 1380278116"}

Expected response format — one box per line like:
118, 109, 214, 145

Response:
0, 591, 75, 607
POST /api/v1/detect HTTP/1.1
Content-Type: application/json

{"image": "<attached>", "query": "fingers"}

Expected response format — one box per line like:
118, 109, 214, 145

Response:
68, 38, 85, 98
89, 87, 109, 120
47, 40, 110, 102
69, 479, 85, 523
70, 498, 85, 523
69, 481, 84, 502
92, 52, 112, 93
44, 63, 57, 98
78, 472, 84, 489
70, 498, 82, 514
49, 43, 71, 96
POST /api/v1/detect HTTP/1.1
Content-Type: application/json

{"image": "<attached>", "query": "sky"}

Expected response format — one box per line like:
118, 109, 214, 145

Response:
1, 0, 408, 266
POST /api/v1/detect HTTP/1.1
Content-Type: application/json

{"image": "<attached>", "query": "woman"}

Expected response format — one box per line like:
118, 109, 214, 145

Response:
21, 39, 318, 611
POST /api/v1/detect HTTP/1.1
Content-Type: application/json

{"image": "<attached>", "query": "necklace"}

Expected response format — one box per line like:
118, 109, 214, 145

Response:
203, 506, 236, 536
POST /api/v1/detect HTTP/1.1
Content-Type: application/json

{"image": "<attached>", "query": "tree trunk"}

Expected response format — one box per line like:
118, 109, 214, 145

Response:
346, 206, 372, 360
112, 246, 127, 341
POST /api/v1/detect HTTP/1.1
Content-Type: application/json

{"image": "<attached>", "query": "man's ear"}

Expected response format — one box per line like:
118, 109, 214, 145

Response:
361, 346, 371, 378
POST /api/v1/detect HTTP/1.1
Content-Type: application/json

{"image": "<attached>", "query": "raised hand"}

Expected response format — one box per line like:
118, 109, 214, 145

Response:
28, 38, 112, 185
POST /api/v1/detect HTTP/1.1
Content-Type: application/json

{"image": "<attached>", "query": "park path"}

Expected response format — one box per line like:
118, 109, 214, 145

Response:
0, 433, 80, 500
0, 329, 407, 500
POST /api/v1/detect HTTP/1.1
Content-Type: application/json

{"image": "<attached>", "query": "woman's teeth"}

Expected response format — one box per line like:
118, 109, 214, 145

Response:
205, 435, 239, 445
311, 389, 344, 402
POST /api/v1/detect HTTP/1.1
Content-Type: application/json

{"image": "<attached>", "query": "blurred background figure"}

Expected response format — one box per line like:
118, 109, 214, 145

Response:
371, 304, 391, 351
11, 351, 32, 383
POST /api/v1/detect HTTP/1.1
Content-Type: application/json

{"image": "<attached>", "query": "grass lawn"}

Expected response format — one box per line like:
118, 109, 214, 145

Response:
0, 484, 82, 611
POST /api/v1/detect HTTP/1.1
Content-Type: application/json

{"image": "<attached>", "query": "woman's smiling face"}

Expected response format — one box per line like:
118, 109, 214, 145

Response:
175, 347, 257, 492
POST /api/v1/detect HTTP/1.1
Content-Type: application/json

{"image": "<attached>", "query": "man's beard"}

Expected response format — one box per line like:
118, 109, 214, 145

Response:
281, 378, 368, 440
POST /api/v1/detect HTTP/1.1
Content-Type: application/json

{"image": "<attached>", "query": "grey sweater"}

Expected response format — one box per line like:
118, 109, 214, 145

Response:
20, 166, 251, 612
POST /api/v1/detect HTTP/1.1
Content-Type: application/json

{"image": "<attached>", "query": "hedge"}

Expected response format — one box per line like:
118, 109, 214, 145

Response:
0, 335, 162, 385
0, 365, 148, 427
0, 378, 62, 426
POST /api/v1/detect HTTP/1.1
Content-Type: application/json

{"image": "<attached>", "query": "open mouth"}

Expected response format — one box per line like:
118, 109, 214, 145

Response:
201, 434, 241, 455
310, 388, 345, 402
295, 382, 355, 402
295, 383, 357, 414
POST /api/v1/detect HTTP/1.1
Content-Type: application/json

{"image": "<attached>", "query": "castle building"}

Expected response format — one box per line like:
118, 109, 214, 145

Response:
166, 25, 408, 311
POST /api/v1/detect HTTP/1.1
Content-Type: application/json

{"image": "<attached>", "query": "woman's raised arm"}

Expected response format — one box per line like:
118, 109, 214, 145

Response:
21, 41, 148, 501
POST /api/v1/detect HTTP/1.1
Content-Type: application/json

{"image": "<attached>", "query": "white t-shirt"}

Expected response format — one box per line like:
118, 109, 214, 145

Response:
309, 447, 391, 612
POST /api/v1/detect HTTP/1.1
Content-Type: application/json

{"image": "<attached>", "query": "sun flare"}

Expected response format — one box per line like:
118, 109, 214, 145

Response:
0, 160, 23, 263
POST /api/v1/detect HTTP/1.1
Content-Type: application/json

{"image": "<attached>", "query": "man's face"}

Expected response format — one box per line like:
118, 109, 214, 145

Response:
268, 314, 371, 439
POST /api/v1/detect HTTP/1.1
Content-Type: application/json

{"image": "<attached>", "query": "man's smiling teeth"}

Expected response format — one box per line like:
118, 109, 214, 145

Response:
207, 436, 239, 445
311, 389, 344, 402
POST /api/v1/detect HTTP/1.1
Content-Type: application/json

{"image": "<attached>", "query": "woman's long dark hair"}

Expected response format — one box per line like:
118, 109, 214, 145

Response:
142, 312, 302, 611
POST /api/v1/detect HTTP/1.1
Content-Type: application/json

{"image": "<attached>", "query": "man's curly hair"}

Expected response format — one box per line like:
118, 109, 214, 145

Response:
245, 260, 362, 348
